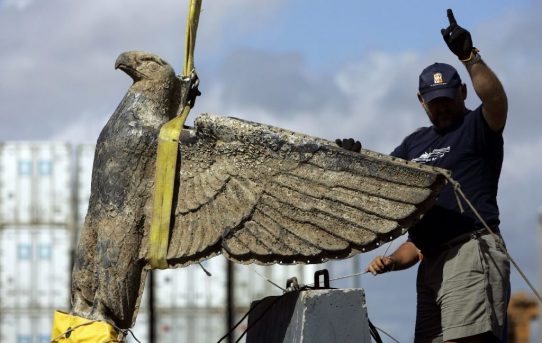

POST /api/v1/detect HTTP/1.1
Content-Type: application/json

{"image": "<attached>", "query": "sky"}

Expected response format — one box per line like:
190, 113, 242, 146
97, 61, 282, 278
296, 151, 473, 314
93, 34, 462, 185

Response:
1, 0, 542, 341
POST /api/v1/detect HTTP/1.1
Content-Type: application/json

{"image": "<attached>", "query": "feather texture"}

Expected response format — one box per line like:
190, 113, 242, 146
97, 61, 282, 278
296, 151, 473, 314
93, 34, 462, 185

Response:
163, 114, 449, 267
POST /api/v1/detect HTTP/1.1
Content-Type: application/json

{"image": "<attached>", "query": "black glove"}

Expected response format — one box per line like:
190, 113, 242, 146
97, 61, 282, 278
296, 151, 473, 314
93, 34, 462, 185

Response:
335, 138, 362, 153
441, 9, 474, 60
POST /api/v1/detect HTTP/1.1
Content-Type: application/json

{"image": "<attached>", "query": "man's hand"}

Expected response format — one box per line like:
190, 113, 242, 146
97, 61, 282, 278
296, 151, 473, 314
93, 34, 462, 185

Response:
335, 138, 362, 153
441, 9, 474, 60
365, 242, 421, 276
366, 255, 396, 275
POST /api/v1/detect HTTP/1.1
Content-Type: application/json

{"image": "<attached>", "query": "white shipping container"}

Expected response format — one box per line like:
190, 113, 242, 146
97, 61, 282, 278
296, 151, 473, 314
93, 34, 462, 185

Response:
75, 145, 94, 232
157, 310, 227, 343
127, 311, 149, 342
153, 255, 324, 310
153, 256, 227, 309
130, 310, 250, 343
0, 226, 71, 309
0, 309, 54, 343
129, 309, 233, 343
0, 143, 72, 225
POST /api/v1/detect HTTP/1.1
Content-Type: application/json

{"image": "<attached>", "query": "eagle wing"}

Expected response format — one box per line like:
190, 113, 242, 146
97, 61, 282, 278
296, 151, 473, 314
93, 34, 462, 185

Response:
165, 114, 449, 267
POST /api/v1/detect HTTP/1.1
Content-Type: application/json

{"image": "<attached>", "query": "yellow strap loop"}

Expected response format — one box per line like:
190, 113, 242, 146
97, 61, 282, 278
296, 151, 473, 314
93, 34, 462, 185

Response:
149, 0, 202, 269
50, 310, 119, 342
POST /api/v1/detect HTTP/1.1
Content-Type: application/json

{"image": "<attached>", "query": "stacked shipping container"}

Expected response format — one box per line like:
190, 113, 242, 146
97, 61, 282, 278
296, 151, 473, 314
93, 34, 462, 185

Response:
0, 143, 324, 342
0, 143, 73, 343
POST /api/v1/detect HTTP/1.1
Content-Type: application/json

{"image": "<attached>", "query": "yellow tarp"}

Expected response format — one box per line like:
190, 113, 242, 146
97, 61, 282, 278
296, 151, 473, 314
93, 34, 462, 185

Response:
50, 310, 120, 343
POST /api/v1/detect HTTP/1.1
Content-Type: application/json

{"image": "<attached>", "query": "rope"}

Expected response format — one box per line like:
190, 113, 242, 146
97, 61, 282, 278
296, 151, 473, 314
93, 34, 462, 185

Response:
216, 294, 283, 343
240, 173, 542, 342
111, 323, 142, 343
122, 328, 142, 343
50, 320, 99, 342
198, 261, 212, 276
248, 266, 286, 292
50, 320, 127, 343
442, 173, 542, 304
368, 318, 384, 343
243, 267, 407, 341
233, 295, 285, 343
373, 324, 401, 343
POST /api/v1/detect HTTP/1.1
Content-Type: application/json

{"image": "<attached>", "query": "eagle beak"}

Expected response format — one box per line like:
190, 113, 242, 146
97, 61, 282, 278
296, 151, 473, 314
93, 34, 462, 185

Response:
115, 52, 133, 70
115, 52, 140, 81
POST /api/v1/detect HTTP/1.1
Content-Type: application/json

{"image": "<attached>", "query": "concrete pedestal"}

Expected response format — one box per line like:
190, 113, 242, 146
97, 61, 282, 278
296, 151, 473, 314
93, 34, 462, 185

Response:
246, 289, 371, 343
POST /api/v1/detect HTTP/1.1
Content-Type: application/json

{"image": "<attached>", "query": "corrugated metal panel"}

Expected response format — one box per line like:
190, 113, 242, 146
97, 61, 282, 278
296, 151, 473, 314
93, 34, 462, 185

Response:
0, 226, 71, 309
75, 145, 94, 231
0, 309, 54, 343
0, 143, 72, 225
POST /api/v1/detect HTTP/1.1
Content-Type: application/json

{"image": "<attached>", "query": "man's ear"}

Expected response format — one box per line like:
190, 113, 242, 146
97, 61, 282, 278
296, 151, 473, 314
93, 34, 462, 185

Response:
418, 92, 430, 115
417, 92, 424, 104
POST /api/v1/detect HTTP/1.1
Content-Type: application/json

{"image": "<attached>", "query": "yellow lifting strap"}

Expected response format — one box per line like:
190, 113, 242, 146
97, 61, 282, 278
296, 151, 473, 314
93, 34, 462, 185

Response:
50, 310, 120, 342
149, 0, 202, 269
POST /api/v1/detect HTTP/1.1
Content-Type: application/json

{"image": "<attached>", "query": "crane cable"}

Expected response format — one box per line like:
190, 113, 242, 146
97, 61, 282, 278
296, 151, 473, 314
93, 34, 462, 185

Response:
149, 0, 202, 269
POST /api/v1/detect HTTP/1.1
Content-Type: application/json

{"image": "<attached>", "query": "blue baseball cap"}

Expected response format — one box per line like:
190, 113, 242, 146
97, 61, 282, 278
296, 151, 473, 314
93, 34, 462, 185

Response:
418, 63, 462, 102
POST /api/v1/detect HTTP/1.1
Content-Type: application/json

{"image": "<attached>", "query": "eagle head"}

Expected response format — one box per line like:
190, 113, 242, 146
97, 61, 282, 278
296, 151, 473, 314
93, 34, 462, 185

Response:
115, 51, 178, 84
114, 51, 188, 119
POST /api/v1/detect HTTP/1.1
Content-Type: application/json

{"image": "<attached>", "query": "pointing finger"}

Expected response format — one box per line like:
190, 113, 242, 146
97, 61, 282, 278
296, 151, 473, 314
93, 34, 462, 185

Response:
447, 9, 457, 25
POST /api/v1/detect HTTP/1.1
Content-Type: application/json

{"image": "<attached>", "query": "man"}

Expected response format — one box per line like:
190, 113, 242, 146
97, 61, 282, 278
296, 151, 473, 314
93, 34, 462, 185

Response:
337, 9, 510, 343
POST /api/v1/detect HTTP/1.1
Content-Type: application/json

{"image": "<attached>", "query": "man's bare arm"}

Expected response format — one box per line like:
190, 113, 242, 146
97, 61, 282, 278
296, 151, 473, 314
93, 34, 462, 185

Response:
465, 58, 508, 132
366, 241, 421, 275
441, 9, 508, 132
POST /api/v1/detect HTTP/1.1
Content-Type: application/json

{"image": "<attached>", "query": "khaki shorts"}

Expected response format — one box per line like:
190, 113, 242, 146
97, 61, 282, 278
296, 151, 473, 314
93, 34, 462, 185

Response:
414, 232, 510, 342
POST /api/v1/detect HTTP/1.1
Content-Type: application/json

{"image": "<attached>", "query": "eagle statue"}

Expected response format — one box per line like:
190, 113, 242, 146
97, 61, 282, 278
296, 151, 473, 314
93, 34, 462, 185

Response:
70, 51, 449, 330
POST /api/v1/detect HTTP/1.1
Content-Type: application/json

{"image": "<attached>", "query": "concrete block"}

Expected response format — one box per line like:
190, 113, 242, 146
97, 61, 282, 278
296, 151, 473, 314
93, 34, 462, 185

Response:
246, 288, 371, 343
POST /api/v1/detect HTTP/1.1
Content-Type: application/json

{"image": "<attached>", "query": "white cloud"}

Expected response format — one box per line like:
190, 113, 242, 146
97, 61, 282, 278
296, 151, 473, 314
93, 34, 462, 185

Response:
1, 2, 541, 340
0, 0, 35, 10
0, 0, 287, 141
502, 136, 542, 182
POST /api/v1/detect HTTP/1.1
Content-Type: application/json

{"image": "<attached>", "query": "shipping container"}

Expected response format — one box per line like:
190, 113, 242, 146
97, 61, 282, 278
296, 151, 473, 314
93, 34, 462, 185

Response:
0, 143, 72, 225
153, 256, 227, 309
152, 255, 324, 310
127, 309, 242, 343
0, 226, 71, 309
157, 309, 227, 343
0, 309, 55, 343
127, 311, 149, 342
74, 145, 94, 232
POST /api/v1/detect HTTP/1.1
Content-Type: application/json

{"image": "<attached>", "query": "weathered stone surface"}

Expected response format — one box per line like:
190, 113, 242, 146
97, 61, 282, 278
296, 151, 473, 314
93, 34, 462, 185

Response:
71, 51, 190, 329
71, 51, 450, 330
162, 114, 450, 268
246, 289, 371, 343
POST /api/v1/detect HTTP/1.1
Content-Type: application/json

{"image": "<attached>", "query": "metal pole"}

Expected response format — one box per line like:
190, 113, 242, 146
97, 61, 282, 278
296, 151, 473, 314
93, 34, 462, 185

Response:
149, 270, 156, 343
538, 209, 542, 343
227, 260, 234, 343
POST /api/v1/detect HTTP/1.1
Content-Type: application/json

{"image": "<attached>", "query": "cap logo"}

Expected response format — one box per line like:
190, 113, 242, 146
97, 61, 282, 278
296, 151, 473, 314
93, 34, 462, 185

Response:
433, 73, 444, 84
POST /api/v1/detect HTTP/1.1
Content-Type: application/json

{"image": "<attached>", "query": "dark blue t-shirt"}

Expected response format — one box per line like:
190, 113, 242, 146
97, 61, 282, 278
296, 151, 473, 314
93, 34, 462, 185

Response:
390, 106, 503, 252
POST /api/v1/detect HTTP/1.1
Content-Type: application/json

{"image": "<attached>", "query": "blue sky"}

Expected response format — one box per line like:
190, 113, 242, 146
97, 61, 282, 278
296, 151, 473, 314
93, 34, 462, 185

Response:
1, 0, 541, 341
207, 1, 535, 70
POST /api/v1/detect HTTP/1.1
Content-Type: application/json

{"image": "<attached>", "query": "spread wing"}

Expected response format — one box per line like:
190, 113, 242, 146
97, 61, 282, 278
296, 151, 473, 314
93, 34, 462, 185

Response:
164, 114, 449, 267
